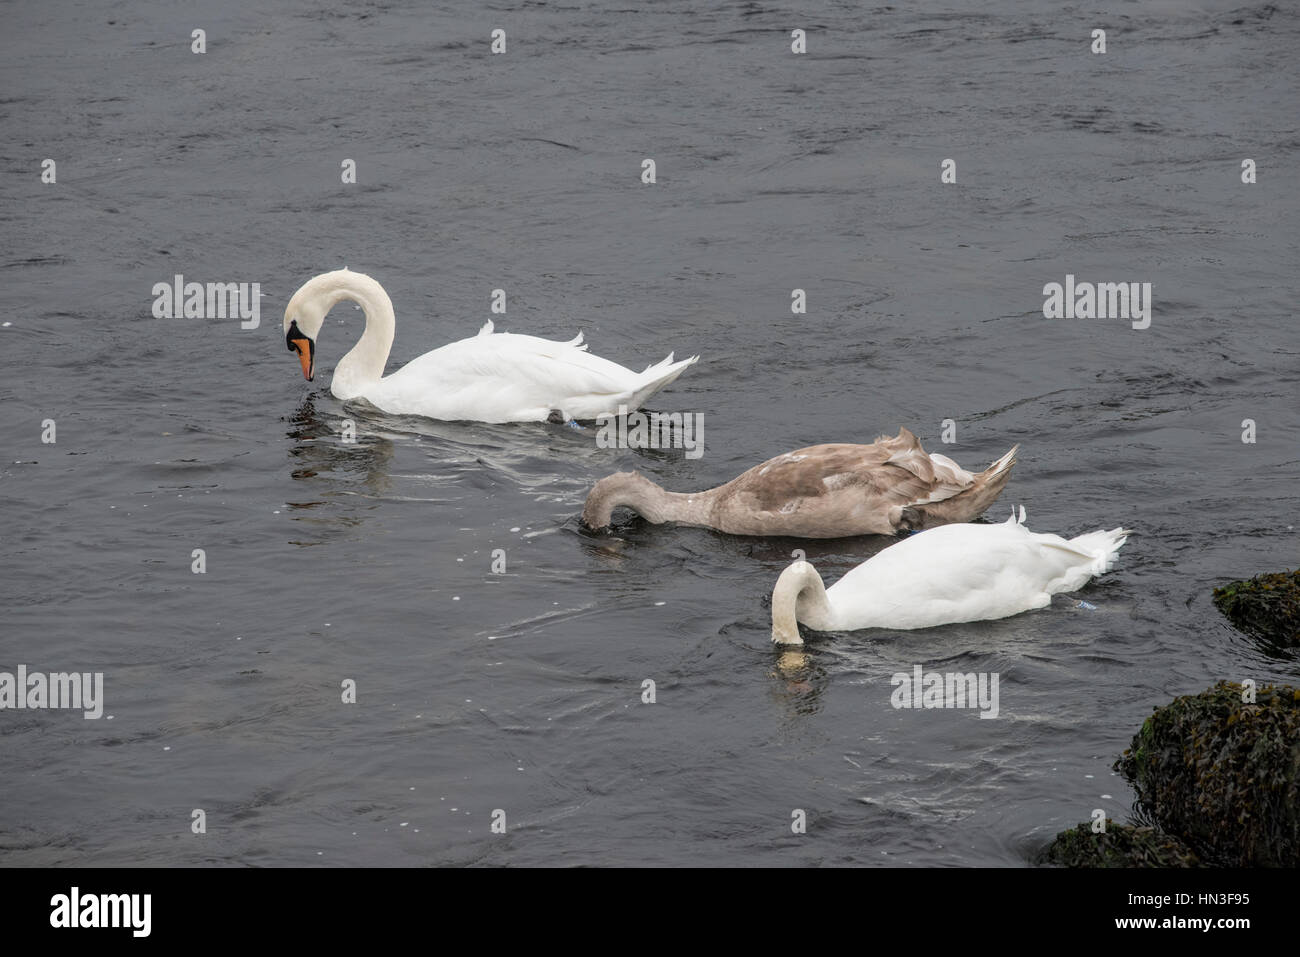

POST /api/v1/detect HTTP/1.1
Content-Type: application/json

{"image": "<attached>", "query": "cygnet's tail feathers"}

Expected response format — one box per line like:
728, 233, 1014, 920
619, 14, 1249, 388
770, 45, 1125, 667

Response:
986, 444, 1019, 479
920, 444, 1019, 520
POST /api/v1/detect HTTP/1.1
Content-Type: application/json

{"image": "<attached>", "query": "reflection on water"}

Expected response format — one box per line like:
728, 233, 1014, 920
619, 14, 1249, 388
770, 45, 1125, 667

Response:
285, 396, 395, 493
770, 648, 830, 717
572, 522, 632, 569
282, 397, 397, 545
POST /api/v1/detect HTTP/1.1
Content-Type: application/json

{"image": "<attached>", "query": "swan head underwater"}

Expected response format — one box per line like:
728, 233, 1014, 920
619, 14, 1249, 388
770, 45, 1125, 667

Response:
282, 268, 393, 382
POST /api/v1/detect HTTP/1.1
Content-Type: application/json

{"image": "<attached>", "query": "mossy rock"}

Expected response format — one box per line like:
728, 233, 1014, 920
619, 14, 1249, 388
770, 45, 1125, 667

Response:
1042, 821, 1201, 867
1115, 681, 1300, 866
1213, 569, 1300, 647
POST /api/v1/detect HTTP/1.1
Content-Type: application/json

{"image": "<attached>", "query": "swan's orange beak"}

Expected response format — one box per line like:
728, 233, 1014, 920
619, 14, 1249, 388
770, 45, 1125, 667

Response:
285, 320, 315, 381
293, 339, 314, 380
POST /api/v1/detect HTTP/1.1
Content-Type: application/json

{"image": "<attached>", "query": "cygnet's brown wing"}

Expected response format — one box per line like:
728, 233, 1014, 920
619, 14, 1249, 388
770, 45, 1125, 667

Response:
711, 429, 973, 536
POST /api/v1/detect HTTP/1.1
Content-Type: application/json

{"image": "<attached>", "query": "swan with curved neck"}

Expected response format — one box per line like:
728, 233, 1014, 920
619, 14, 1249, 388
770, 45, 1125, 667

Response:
770, 508, 1129, 644
582, 429, 1018, 537
283, 269, 699, 423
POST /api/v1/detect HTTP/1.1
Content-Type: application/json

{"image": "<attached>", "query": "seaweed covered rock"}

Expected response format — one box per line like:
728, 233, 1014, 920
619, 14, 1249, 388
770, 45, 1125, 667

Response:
1042, 821, 1200, 867
1213, 569, 1300, 647
1115, 681, 1300, 866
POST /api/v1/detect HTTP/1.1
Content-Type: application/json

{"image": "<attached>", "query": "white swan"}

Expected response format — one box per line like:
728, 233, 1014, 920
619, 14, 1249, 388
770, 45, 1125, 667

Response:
771, 508, 1129, 644
282, 269, 699, 423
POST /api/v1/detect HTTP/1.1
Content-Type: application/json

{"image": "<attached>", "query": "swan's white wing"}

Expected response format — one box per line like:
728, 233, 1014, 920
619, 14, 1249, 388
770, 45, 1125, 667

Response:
824, 521, 1113, 630
366, 329, 659, 423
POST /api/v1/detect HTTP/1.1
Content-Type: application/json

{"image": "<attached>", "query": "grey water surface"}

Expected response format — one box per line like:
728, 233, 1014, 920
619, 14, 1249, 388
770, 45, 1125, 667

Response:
1, 1, 1297, 866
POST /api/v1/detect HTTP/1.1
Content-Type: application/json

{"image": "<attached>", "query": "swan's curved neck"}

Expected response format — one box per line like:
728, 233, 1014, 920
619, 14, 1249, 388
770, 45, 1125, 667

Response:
582, 472, 716, 529
771, 562, 835, 645
325, 280, 395, 400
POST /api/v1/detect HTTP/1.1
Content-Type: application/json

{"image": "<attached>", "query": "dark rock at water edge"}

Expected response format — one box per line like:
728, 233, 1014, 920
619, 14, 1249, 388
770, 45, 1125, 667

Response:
1041, 681, 1300, 867
1213, 569, 1300, 648
1041, 821, 1200, 868
1114, 681, 1300, 867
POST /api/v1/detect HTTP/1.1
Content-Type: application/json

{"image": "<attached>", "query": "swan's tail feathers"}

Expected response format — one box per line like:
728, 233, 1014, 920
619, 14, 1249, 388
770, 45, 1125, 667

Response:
478, 319, 495, 337
641, 351, 679, 373
987, 443, 1019, 480
941, 443, 1019, 522
893, 445, 1019, 529
564, 330, 587, 349
1068, 527, 1130, 577
626, 353, 700, 410
966, 444, 1017, 502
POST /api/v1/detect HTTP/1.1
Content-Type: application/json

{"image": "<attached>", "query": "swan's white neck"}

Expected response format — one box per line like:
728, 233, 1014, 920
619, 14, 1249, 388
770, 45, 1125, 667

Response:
320, 277, 396, 400
771, 561, 837, 645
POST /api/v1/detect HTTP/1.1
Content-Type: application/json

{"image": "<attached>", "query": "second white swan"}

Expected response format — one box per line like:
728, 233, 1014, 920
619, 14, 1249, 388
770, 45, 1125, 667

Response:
283, 269, 699, 423
771, 508, 1129, 644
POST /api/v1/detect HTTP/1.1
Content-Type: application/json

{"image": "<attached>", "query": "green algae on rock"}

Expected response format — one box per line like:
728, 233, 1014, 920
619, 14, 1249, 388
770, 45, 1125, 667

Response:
1213, 569, 1300, 647
1114, 681, 1300, 866
1042, 821, 1200, 867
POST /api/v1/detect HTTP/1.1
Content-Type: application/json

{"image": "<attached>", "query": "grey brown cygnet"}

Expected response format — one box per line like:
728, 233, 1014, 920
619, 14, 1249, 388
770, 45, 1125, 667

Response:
581, 427, 1018, 538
